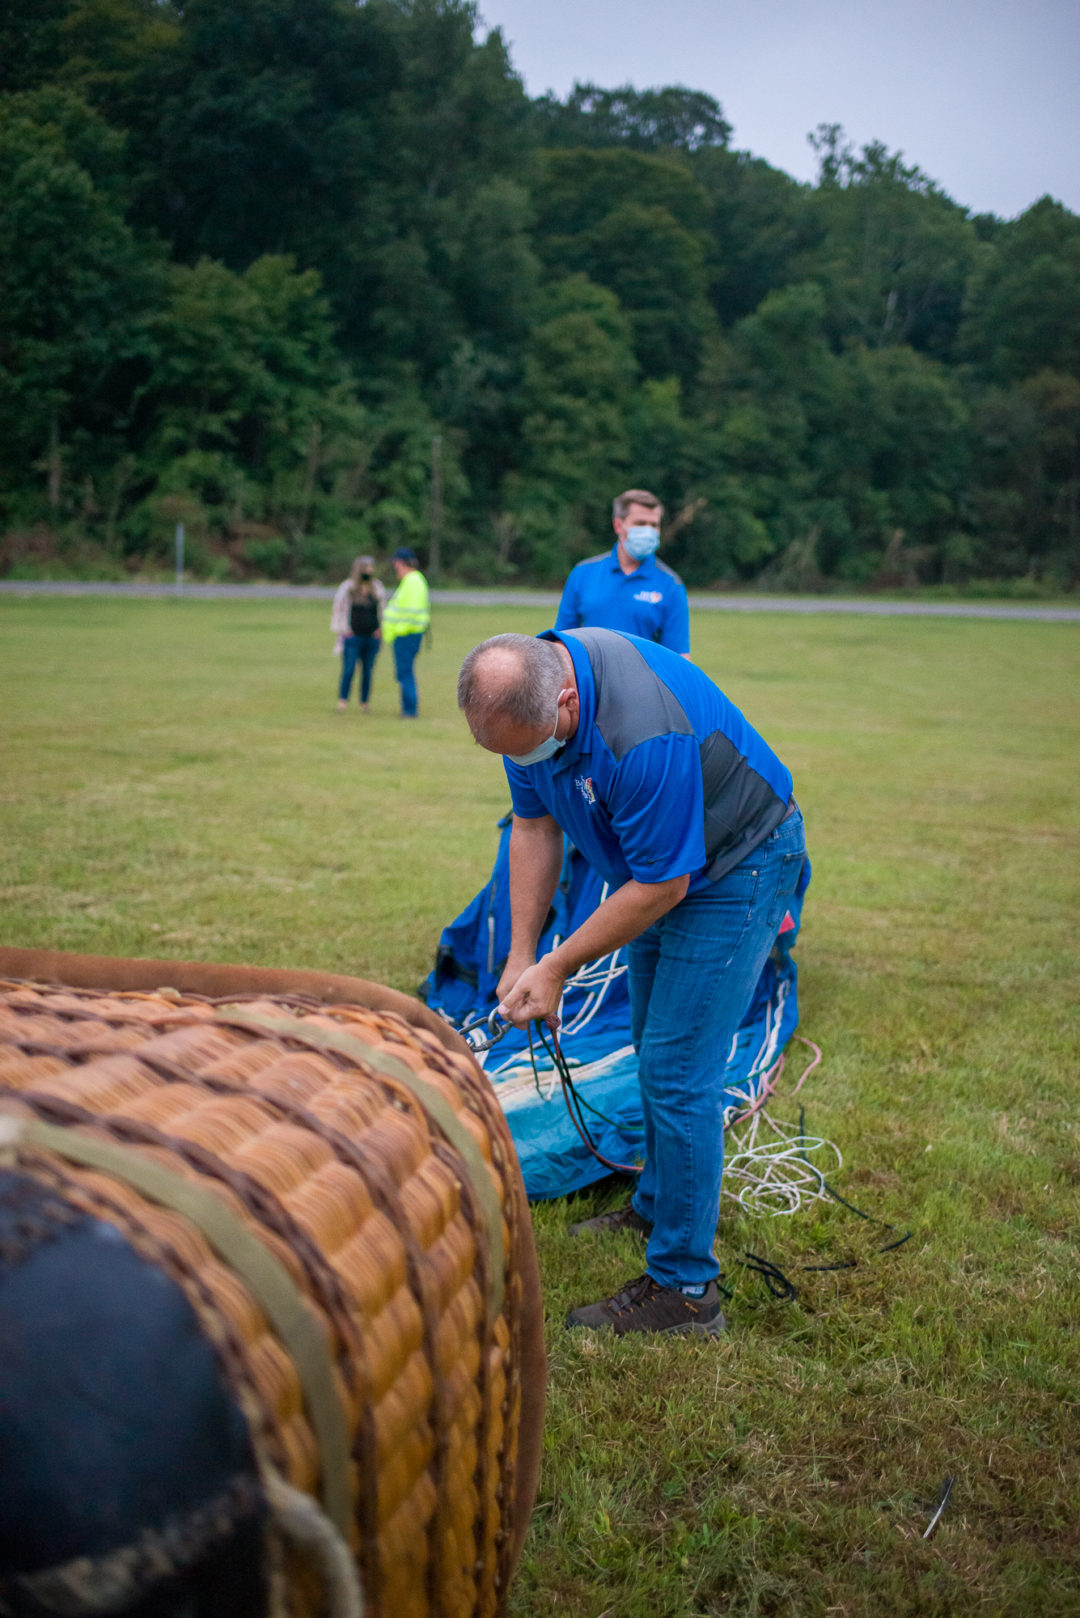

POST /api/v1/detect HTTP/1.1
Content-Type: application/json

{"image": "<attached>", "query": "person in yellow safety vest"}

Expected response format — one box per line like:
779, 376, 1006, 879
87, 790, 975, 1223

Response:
381, 547, 431, 718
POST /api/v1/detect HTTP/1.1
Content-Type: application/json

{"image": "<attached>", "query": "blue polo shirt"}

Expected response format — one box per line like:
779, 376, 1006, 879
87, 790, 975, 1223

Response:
554, 546, 690, 654
504, 629, 793, 895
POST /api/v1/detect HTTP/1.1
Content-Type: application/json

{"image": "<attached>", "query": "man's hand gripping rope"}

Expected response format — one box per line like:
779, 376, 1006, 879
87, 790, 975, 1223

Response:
496, 954, 564, 1034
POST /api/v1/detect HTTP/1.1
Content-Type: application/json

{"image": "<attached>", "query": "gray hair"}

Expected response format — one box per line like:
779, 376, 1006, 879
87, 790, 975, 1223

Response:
613, 487, 663, 522
457, 634, 565, 744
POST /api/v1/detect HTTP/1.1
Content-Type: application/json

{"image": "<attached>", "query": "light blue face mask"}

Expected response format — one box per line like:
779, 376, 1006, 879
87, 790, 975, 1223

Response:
506, 695, 567, 767
624, 524, 660, 560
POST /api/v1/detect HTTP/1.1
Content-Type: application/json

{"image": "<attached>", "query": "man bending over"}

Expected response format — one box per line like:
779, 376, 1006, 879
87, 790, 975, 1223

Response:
457, 628, 806, 1337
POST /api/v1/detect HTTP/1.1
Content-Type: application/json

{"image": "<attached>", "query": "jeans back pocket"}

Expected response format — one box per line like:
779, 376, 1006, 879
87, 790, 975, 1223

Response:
767, 851, 806, 930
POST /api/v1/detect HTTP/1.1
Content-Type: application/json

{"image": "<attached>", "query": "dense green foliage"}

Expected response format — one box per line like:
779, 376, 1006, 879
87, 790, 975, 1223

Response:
2, 0, 1078, 589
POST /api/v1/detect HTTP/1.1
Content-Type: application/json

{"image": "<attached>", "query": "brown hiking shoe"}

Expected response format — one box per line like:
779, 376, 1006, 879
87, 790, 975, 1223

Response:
566, 1274, 726, 1338
568, 1202, 653, 1239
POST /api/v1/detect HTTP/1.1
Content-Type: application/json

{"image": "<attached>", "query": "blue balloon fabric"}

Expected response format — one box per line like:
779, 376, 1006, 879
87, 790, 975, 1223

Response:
422, 815, 809, 1200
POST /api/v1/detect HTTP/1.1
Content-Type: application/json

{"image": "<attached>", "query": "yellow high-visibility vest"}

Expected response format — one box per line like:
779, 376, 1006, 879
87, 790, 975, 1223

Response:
381, 570, 430, 642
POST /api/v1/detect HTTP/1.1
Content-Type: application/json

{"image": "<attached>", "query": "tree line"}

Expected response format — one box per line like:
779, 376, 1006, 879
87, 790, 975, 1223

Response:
2, 0, 1078, 590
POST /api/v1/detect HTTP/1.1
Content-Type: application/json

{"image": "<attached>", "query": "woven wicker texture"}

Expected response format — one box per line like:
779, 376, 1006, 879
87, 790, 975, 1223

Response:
0, 974, 543, 1618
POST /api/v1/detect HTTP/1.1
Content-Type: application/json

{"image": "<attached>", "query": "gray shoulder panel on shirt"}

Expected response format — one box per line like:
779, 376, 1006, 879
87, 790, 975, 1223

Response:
567, 628, 693, 761
654, 558, 685, 585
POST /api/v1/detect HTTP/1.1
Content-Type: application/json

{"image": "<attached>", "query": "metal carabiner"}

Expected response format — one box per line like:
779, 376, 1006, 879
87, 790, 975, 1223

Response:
459, 1007, 511, 1055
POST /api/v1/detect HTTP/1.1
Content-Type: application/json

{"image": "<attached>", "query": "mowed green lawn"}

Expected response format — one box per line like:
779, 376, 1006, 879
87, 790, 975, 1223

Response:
2, 597, 1078, 1617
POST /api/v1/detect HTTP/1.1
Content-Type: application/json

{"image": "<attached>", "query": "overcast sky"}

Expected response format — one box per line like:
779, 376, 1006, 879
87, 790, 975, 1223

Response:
477, 0, 1080, 220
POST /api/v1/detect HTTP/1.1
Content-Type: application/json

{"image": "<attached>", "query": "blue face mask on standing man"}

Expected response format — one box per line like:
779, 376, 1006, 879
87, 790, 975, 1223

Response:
624, 524, 660, 560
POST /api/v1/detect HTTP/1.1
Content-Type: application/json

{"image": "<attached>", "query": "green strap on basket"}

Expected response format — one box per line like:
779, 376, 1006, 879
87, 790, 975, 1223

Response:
212, 1006, 505, 1325
0, 1111, 353, 1539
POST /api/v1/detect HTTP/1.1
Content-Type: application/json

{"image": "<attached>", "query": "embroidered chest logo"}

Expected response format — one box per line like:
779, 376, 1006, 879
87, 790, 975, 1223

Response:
574, 775, 597, 806
633, 589, 663, 604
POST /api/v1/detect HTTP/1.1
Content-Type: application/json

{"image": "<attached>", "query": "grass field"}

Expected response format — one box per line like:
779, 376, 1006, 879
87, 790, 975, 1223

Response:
1, 597, 1078, 1616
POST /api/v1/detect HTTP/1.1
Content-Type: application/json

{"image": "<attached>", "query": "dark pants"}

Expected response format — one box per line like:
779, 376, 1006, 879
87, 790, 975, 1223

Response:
392, 632, 423, 716
339, 634, 380, 703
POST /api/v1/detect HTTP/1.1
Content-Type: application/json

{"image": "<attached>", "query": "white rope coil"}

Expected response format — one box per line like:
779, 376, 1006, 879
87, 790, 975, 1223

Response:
722, 1109, 842, 1216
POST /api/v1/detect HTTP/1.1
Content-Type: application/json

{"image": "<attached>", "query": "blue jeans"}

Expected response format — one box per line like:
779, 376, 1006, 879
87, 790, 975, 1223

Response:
629, 807, 807, 1288
339, 634, 380, 703
392, 633, 423, 716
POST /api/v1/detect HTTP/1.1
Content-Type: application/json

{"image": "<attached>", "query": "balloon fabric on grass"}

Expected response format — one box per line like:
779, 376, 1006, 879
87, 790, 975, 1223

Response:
421, 815, 812, 1201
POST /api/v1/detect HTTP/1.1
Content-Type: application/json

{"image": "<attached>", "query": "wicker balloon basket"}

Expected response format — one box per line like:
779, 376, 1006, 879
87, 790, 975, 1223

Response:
0, 948, 545, 1618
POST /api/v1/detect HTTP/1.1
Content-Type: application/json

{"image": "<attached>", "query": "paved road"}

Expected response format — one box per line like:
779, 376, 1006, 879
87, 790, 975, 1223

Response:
1, 579, 1077, 621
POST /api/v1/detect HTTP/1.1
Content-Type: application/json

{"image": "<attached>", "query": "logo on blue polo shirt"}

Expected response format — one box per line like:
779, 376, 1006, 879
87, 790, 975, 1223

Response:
574, 775, 597, 805
633, 589, 662, 604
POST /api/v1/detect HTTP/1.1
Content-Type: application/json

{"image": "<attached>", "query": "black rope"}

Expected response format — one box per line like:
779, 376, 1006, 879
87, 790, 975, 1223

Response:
797, 1103, 913, 1255
731, 1104, 913, 1303
532, 1022, 643, 1177
741, 1251, 798, 1301
551, 1051, 644, 1134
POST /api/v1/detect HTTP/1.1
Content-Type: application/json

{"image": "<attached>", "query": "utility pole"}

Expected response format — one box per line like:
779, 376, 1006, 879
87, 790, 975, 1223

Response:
175, 522, 185, 593
429, 433, 443, 581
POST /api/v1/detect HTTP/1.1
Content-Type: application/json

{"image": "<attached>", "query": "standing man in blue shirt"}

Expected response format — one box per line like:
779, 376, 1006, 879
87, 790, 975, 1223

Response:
457, 628, 807, 1337
555, 488, 691, 656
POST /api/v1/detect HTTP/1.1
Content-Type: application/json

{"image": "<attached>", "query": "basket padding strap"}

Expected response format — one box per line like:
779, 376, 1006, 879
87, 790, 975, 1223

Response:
0, 1113, 353, 1540
214, 1006, 505, 1324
